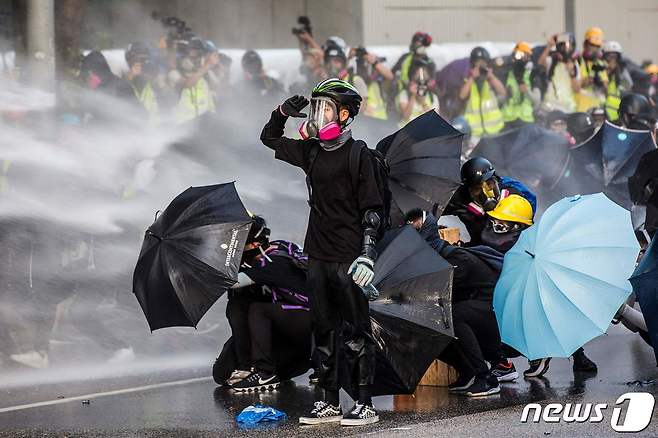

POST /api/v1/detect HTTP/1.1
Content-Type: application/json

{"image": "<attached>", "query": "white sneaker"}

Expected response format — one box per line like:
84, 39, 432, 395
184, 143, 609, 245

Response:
10, 350, 49, 369
107, 347, 136, 364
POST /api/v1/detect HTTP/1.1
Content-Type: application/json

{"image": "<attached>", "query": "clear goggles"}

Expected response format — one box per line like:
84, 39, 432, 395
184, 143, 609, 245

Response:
309, 97, 338, 130
490, 219, 520, 234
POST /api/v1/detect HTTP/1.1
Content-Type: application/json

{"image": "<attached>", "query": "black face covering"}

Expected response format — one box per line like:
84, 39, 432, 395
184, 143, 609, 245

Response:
481, 224, 523, 254
512, 60, 526, 80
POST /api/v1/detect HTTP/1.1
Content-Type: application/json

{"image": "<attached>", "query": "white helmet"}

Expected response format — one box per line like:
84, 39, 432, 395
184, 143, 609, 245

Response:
603, 40, 623, 55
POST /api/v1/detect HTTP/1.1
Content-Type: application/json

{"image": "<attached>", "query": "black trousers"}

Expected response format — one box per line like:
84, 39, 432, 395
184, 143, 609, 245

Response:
226, 288, 270, 370
307, 258, 375, 393
248, 302, 311, 374
442, 299, 502, 377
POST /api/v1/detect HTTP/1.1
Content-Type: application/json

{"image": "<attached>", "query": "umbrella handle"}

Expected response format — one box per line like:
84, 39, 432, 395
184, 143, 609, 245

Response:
438, 298, 450, 329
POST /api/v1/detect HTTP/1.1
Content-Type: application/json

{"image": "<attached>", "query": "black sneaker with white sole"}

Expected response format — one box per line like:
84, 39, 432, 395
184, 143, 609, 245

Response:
299, 401, 343, 425
492, 360, 519, 382
524, 358, 551, 378
340, 403, 379, 426
465, 373, 501, 397
230, 371, 280, 392
448, 374, 475, 392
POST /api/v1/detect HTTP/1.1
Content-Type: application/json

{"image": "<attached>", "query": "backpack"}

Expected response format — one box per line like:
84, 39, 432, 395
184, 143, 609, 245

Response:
265, 240, 308, 271
305, 140, 392, 234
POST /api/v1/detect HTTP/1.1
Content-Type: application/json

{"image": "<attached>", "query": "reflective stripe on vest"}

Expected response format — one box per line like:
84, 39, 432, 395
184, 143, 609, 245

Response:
364, 80, 387, 120
464, 81, 504, 137
175, 78, 216, 124
501, 70, 534, 123
605, 77, 621, 121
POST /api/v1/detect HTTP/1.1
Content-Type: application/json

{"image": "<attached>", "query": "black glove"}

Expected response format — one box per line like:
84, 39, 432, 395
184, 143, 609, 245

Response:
280, 95, 309, 118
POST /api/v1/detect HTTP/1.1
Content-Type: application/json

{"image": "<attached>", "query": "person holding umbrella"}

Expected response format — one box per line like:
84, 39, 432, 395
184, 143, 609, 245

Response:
406, 195, 533, 396
223, 216, 313, 392
442, 157, 536, 246
260, 79, 384, 426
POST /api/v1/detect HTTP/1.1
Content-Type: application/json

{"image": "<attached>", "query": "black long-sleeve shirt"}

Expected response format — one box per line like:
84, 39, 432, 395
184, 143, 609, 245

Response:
260, 109, 383, 262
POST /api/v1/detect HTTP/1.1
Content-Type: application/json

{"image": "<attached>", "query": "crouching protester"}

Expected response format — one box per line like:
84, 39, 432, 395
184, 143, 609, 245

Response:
406, 195, 533, 396
213, 216, 312, 392
261, 79, 385, 426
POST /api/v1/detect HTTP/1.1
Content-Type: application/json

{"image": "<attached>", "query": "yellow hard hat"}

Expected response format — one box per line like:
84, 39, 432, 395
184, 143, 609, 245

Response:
513, 41, 532, 55
645, 64, 658, 75
584, 27, 604, 46
487, 195, 534, 226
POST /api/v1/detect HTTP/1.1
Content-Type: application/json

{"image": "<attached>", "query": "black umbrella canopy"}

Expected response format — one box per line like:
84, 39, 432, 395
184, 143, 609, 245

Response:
569, 121, 657, 208
133, 182, 252, 331
472, 124, 570, 192
377, 110, 462, 222
631, 235, 658, 364
341, 225, 454, 397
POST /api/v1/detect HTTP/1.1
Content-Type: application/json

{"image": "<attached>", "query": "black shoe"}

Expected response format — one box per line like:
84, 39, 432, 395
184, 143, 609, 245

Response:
340, 403, 379, 426
299, 401, 343, 425
492, 360, 519, 382
572, 349, 598, 373
231, 371, 280, 392
308, 370, 320, 384
524, 358, 551, 378
448, 374, 475, 392
465, 374, 500, 397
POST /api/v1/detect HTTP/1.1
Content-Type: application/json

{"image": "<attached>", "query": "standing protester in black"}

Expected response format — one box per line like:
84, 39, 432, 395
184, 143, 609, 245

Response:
261, 78, 384, 426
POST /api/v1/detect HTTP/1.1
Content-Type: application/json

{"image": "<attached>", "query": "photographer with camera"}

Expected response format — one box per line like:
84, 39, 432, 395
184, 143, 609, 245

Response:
500, 42, 541, 130
603, 41, 633, 123
349, 46, 394, 121
392, 31, 435, 89
396, 57, 439, 126
240, 50, 285, 105
172, 37, 218, 124
124, 42, 160, 125
290, 16, 328, 93
459, 46, 506, 139
538, 32, 580, 114
575, 27, 608, 112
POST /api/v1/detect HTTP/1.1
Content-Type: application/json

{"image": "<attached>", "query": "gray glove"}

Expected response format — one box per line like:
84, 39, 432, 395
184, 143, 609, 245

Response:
348, 256, 375, 287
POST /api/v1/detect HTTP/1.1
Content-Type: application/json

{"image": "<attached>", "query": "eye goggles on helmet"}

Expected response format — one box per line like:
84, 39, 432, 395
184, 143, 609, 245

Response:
512, 50, 528, 62
309, 96, 338, 130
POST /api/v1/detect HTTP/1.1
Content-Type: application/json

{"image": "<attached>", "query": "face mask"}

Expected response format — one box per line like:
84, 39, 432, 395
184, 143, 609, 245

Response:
87, 72, 102, 89
471, 180, 501, 211
301, 97, 343, 141
181, 57, 198, 72
414, 46, 427, 55
481, 222, 523, 253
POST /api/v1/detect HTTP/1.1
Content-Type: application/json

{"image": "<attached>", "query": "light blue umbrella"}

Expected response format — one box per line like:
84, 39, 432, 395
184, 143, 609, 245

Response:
493, 193, 640, 360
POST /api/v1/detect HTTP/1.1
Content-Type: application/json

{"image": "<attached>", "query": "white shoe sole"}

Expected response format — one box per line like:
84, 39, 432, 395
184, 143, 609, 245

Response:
524, 362, 550, 378
299, 415, 342, 425
466, 387, 501, 397
340, 416, 380, 426
232, 382, 280, 392
496, 371, 519, 382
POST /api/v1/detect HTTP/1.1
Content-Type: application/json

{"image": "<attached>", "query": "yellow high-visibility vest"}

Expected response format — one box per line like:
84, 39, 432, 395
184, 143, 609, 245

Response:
605, 77, 621, 122
501, 70, 534, 124
175, 77, 216, 124
464, 81, 504, 137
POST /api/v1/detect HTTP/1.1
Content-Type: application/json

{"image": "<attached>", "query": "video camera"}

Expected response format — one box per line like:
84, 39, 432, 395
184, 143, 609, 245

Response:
292, 16, 312, 36
354, 46, 386, 64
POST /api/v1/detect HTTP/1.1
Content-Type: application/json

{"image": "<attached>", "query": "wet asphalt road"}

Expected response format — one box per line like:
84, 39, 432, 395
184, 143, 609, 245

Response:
1, 325, 658, 437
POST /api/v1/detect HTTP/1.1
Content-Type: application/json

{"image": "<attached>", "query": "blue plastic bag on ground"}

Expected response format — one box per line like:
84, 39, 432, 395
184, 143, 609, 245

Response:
236, 404, 287, 427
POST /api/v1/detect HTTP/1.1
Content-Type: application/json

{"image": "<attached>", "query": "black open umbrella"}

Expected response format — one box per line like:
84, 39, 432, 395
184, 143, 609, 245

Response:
376, 110, 462, 224
568, 121, 656, 209
629, 149, 658, 235
341, 225, 454, 397
133, 182, 252, 331
472, 124, 570, 210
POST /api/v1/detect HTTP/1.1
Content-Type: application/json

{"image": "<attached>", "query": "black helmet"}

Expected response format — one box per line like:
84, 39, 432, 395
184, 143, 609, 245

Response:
470, 46, 491, 65
312, 78, 362, 118
567, 112, 595, 143
186, 37, 207, 55
619, 93, 651, 118
125, 41, 150, 64
241, 49, 263, 74
461, 157, 495, 186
